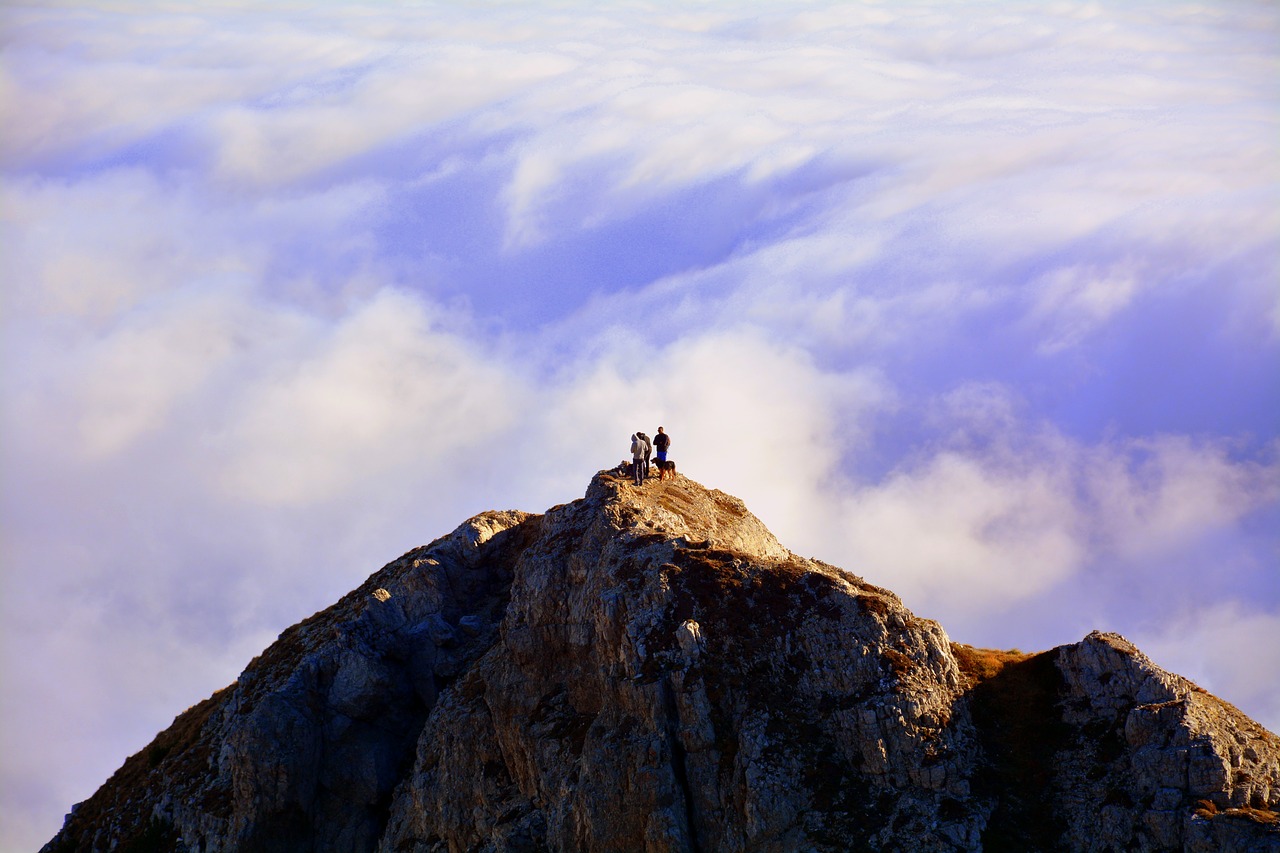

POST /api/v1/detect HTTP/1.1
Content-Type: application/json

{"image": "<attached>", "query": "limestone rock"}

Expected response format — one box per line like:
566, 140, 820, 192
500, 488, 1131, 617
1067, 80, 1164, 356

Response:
42, 473, 1279, 852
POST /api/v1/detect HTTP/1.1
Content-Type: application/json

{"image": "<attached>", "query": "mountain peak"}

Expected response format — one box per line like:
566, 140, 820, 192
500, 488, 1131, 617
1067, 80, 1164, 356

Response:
586, 468, 791, 559
45, 473, 1280, 852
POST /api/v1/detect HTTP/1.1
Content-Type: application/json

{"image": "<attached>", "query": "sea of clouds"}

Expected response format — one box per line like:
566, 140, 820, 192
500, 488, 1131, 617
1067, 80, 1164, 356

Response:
2, 1, 1278, 849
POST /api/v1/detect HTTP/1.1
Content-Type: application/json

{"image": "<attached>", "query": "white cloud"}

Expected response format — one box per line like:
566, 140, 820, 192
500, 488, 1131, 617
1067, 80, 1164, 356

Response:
69, 287, 247, 456
1084, 436, 1280, 562
1, 171, 248, 320
2, 2, 1278, 851
0, 169, 387, 323
213, 289, 524, 505
834, 444, 1086, 609
801, 416, 1279, 621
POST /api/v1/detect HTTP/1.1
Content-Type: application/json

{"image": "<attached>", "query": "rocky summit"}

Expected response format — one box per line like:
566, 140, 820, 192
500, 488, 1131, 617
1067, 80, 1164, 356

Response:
45, 472, 1279, 852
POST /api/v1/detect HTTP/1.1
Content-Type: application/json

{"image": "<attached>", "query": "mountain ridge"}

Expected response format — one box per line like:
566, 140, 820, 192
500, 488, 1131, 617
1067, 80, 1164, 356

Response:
45, 471, 1280, 852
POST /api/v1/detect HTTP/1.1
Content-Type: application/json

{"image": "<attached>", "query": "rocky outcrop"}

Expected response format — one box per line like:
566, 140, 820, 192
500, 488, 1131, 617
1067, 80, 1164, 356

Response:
44, 507, 536, 853
44, 472, 1280, 852
1051, 633, 1280, 852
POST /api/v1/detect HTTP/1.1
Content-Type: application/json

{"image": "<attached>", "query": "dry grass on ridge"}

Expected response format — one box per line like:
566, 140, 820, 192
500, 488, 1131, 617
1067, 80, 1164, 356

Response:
950, 642, 1033, 688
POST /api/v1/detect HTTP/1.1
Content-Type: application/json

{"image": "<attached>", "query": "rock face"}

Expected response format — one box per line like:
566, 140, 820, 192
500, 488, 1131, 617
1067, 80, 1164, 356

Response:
44, 472, 1280, 852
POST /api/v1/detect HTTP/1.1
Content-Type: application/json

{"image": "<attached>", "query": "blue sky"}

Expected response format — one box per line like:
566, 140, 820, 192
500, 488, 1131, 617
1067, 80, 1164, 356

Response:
2, 1, 1278, 849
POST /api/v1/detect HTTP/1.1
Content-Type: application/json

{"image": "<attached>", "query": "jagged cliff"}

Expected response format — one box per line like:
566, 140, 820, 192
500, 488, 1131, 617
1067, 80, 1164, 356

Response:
45, 472, 1280, 852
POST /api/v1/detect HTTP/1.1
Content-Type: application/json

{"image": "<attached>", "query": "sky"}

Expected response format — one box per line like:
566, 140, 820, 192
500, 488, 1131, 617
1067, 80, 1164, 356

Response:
1, 0, 1277, 849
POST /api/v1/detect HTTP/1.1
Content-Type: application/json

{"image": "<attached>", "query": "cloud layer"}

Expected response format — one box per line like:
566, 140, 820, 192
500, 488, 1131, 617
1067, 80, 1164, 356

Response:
3, 1, 1278, 849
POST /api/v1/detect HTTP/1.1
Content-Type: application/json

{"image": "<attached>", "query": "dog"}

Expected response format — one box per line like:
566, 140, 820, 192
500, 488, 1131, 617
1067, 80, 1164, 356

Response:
653, 458, 676, 480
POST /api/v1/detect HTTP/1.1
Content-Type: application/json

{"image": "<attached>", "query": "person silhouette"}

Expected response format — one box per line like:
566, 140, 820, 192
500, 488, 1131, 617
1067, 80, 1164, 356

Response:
629, 433, 646, 485
653, 426, 671, 480
636, 431, 652, 480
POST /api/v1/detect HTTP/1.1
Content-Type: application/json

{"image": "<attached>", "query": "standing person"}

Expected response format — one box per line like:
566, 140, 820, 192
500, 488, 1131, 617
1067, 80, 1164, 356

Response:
653, 426, 671, 480
630, 433, 645, 485
637, 431, 652, 480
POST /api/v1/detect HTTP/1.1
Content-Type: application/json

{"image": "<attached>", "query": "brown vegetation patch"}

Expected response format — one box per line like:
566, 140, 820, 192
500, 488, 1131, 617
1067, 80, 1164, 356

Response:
1228, 807, 1279, 825
855, 580, 897, 599
881, 648, 916, 677
951, 643, 1031, 688
665, 549, 840, 646
857, 594, 891, 618
1195, 800, 1280, 824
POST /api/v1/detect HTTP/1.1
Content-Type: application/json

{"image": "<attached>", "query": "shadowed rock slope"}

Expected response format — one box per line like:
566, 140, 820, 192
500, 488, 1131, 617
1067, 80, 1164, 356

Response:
44, 472, 1279, 852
